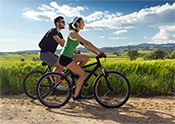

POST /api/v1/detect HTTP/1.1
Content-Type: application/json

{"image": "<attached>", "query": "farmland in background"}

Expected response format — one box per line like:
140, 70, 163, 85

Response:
0, 51, 174, 96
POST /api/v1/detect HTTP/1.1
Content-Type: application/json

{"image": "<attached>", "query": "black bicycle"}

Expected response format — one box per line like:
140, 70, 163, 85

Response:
36, 54, 131, 108
22, 62, 97, 100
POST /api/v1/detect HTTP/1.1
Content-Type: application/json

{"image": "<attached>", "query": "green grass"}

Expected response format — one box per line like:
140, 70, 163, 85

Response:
0, 52, 174, 96
0, 53, 39, 62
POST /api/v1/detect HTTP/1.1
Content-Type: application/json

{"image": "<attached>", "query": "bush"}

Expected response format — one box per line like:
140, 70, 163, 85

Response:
127, 49, 139, 61
164, 51, 175, 59
0, 59, 174, 96
144, 49, 165, 60
20, 58, 25, 61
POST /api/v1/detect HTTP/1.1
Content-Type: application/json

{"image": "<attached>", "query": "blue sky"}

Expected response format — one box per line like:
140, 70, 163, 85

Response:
0, 0, 174, 52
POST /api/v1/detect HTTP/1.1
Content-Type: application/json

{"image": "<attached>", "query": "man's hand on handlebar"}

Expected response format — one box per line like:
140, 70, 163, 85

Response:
74, 49, 81, 54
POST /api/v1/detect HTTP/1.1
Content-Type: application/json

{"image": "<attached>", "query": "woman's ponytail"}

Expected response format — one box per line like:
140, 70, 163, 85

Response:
68, 17, 82, 32
69, 22, 74, 31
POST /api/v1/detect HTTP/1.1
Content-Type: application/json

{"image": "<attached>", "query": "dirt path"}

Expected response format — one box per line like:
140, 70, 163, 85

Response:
0, 95, 174, 124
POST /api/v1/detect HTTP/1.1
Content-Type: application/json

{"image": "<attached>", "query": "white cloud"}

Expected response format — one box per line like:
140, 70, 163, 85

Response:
86, 3, 175, 30
99, 36, 105, 38
22, 2, 87, 21
38, 4, 54, 11
23, 2, 175, 29
109, 37, 126, 40
151, 26, 175, 44
116, 12, 123, 16
22, 10, 57, 21
113, 30, 128, 34
144, 36, 147, 39
83, 11, 104, 22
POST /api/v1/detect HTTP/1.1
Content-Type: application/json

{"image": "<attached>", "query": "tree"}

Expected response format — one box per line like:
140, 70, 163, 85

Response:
20, 58, 25, 61
151, 49, 165, 59
144, 49, 165, 60
164, 51, 175, 59
127, 49, 139, 61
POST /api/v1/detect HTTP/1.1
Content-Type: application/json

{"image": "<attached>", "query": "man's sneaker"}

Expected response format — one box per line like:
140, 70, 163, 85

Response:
73, 94, 88, 101
55, 84, 68, 90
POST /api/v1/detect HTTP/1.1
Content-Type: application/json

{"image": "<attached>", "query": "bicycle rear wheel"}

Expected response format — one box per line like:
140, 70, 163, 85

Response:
22, 70, 43, 100
94, 71, 130, 108
36, 72, 71, 108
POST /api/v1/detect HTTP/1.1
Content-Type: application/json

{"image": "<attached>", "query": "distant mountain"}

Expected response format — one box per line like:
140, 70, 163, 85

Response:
0, 43, 174, 54
77, 43, 175, 52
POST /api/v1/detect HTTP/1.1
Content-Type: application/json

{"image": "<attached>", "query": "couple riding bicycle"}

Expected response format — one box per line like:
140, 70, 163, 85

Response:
38, 16, 105, 102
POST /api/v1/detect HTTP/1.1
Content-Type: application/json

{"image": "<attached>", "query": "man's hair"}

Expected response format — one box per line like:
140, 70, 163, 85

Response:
54, 16, 64, 26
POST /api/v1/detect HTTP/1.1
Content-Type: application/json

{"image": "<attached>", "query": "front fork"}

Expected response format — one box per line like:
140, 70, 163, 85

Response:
100, 67, 113, 91
100, 67, 106, 75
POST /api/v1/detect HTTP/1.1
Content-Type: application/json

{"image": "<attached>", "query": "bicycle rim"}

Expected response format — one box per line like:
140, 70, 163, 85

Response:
36, 72, 71, 108
94, 71, 130, 108
22, 70, 43, 100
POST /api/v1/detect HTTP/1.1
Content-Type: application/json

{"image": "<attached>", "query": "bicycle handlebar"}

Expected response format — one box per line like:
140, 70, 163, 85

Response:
96, 53, 107, 59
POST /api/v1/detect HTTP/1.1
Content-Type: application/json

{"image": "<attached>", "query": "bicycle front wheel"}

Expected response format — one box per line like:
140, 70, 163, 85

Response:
36, 72, 71, 108
22, 70, 43, 100
94, 71, 130, 108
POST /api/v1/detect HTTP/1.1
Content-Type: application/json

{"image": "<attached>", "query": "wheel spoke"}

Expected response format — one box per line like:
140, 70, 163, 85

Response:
36, 72, 71, 108
22, 71, 43, 100
94, 71, 130, 108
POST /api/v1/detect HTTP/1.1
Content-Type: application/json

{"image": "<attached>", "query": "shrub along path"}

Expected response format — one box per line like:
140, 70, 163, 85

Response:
0, 94, 174, 124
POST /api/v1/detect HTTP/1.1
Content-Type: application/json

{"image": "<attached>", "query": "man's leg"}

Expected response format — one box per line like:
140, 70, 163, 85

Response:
53, 60, 64, 86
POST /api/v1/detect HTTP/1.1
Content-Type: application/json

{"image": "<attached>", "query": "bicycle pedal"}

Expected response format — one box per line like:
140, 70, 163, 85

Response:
71, 85, 76, 90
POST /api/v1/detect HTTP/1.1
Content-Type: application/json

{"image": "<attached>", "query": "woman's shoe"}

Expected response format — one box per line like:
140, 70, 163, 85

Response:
73, 94, 87, 101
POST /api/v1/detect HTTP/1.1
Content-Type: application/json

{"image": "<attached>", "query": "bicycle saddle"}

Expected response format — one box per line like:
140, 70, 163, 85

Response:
42, 62, 48, 66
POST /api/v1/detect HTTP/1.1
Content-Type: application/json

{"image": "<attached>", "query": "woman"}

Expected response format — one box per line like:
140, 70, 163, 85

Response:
59, 17, 105, 101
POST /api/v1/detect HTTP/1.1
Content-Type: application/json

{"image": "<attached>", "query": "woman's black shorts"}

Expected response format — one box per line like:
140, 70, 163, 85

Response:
59, 55, 73, 67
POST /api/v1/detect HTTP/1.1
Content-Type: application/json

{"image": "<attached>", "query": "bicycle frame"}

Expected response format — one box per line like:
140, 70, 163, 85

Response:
59, 55, 106, 88
42, 65, 52, 74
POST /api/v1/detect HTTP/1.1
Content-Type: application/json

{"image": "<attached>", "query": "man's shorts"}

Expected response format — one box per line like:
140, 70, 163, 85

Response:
38, 51, 59, 67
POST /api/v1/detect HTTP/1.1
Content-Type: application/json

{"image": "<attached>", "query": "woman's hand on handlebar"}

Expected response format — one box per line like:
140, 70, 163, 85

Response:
98, 50, 106, 57
99, 50, 105, 55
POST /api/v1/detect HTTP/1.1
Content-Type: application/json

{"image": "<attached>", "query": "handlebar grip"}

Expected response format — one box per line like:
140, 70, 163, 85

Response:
98, 54, 107, 58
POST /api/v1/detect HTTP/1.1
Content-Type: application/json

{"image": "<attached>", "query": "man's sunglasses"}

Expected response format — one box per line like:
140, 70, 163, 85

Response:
59, 21, 65, 23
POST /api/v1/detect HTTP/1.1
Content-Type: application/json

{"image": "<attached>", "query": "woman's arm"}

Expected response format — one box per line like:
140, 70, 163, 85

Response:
71, 32, 104, 54
83, 44, 98, 55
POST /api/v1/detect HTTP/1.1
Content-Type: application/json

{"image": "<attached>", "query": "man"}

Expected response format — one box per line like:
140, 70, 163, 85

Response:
38, 16, 67, 89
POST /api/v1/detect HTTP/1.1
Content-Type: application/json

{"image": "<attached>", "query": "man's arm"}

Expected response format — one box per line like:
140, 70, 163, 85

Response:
53, 35, 65, 47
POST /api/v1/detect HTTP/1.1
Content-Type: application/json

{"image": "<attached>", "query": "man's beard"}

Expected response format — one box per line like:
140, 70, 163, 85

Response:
60, 26, 65, 29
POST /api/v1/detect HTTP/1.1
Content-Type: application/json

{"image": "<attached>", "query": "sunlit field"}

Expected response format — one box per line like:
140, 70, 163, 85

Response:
0, 52, 174, 96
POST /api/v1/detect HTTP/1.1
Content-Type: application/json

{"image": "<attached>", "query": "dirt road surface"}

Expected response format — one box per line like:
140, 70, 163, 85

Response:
0, 95, 174, 124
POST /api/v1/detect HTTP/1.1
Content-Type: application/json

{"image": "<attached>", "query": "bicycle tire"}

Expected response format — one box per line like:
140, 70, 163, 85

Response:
94, 71, 130, 108
71, 70, 98, 99
36, 72, 72, 108
22, 70, 44, 100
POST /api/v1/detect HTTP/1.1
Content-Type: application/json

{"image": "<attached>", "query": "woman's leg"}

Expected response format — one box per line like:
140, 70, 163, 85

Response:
66, 61, 86, 97
71, 54, 89, 67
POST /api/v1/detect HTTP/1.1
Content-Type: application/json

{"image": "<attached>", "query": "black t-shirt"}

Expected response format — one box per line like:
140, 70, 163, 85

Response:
39, 28, 63, 53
